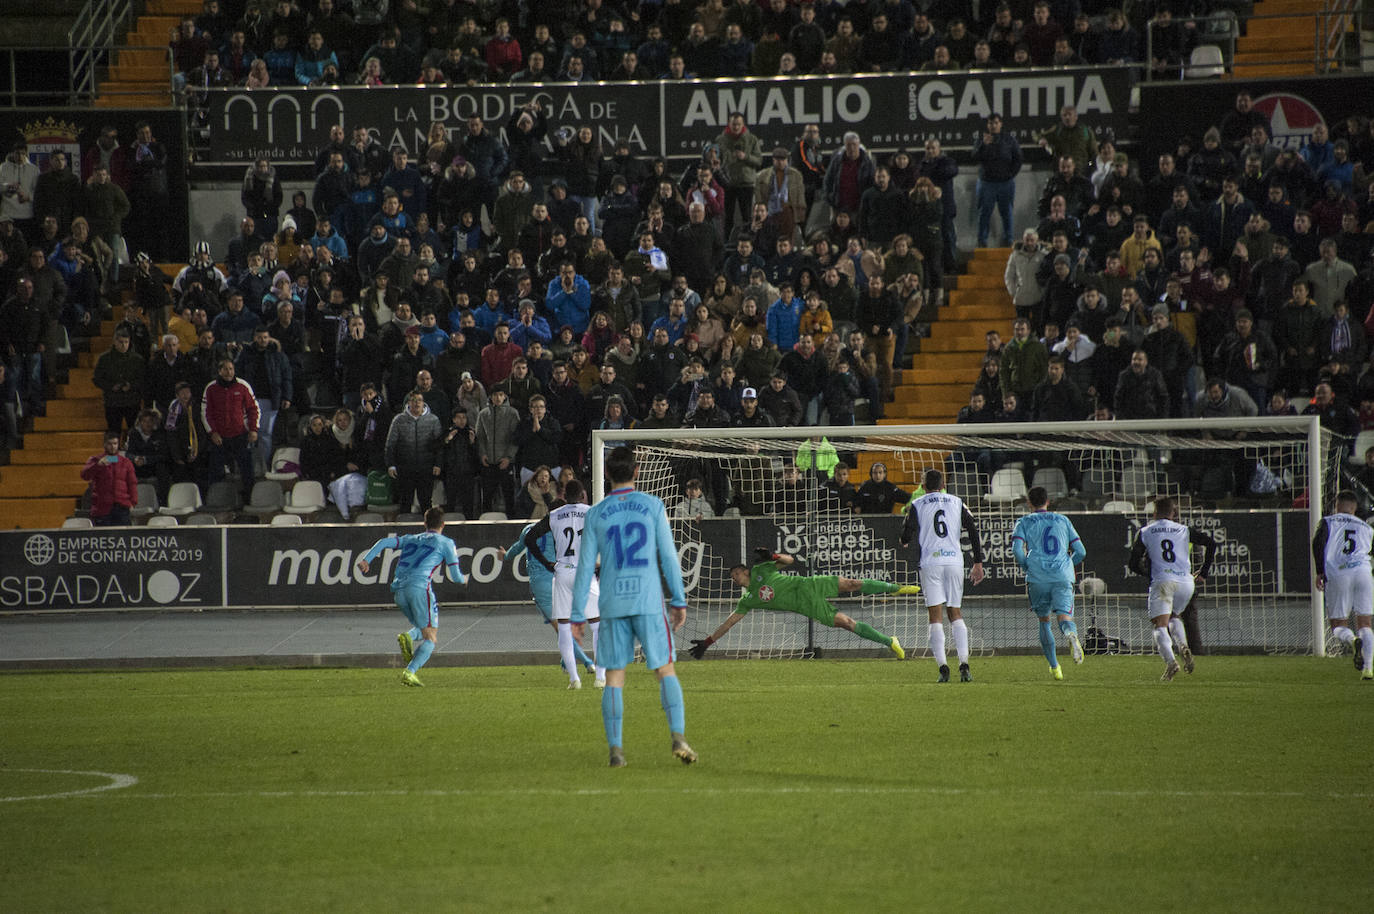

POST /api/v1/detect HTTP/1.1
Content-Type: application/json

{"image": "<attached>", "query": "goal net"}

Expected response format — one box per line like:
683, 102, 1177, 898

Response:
593, 416, 1332, 660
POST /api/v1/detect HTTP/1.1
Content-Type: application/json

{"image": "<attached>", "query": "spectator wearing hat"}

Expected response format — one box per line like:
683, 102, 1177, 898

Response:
972, 113, 1022, 248
1142, 305, 1194, 417
733, 385, 774, 428
1216, 308, 1277, 407
241, 157, 282, 242
510, 299, 552, 351
754, 146, 806, 240
597, 174, 642, 260
546, 261, 593, 336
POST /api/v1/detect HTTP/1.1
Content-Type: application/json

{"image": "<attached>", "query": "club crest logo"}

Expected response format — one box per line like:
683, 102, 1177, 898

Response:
758, 584, 774, 601
1251, 93, 1326, 151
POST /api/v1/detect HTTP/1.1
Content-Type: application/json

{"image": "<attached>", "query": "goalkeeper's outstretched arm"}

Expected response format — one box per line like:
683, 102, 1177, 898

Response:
690, 612, 747, 658
1127, 535, 1149, 576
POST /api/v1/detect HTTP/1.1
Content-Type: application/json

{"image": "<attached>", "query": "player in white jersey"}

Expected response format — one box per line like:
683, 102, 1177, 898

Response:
1128, 496, 1217, 681
1310, 490, 1374, 679
900, 468, 986, 682
525, 479, 605, 689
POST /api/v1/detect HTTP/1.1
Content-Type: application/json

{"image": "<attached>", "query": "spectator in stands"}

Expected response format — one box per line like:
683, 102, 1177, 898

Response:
823, 132, 875, 222
81, 431, 139, 525
1036, 105, 1098, 178
1273, 278, 1323, 397
385, 389, 442, 513
1113, 348, 1169, 420
1005, 230, 1046, 326
234, 326, 293, 472
854, 462, 908, 514
1303, 380, 1359, 439
125, 406, 171, 502
1203, 175, 1254, 256
1002, 316, 1049, 404
1195, 376, 1258, 421
972, 113, 1022, 248
92, 328, 144, 436
1142, 305, 1194, 416
1216, 308, 1277, 408
1303, 238, 1356, 315
201, 356, 258, 502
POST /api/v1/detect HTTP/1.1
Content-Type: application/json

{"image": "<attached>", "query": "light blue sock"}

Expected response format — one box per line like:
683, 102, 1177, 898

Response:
659, 675, 685, 734
601, 686, 623, 748
1038, 620, 1058, 669
408, 639, 435, 674
574, 641, 594, 670
1058, 618, 1078, 640
407, 626, 422, 643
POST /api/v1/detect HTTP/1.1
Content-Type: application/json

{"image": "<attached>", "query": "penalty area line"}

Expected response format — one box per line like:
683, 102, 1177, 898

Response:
0, 769, 139, 802
17, 784, 1370, 802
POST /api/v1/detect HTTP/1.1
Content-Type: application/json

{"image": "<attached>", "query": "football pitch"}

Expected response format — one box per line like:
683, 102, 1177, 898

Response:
0, 657, 1366, 913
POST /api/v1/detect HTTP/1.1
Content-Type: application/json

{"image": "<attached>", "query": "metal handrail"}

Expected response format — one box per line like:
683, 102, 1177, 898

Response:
67, 0, 134, 103
1320, 0, 1358, 71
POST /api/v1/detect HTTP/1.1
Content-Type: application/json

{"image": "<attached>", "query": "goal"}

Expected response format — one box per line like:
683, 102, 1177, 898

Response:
593, 416, 1333, 660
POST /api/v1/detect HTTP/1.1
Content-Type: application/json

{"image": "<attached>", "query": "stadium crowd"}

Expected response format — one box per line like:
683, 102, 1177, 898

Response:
1, 2, 1373, 522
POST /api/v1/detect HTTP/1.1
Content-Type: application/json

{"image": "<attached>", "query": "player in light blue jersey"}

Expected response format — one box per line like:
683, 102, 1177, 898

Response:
356, 507, 467, 687
571, 446, 695, 768
505, 520, 596, 676
1012, 486, 1087, 679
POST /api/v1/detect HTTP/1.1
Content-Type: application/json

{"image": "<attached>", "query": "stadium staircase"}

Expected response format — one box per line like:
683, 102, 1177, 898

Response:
853, 247, 1015, 489
95, 0, 196, 107
1232, 0, 1335, 77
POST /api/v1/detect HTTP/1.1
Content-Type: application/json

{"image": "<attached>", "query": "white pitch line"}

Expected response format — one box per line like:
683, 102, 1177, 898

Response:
0, 769, 139, 802
5, 784, 1369, 802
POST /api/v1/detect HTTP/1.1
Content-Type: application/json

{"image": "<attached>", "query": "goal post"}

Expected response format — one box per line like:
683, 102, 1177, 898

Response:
592, 415, 1332, 659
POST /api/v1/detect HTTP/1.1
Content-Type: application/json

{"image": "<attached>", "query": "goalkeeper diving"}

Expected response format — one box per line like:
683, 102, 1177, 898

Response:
689, 549, 920, 659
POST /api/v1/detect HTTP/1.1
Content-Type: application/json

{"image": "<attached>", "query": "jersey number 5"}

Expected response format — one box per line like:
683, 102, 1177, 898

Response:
606, 521, 649, 568
1343, 529, 1358, 554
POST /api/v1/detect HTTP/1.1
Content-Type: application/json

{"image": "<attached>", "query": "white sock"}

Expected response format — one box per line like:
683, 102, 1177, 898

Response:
590, 619, 604, 680
950, 618, 970, 664
557, 623, 579, 684
1333, 625, 1355, 645
929, 621, 946, 667
1168, 617, 1189, 651
1154, 627, 1176, 664
1360, 628, 1373, 673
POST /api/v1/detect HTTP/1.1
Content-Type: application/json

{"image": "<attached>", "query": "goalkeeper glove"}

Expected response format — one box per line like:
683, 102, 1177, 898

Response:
752, 546, 776, 564
689, 637, 714, 659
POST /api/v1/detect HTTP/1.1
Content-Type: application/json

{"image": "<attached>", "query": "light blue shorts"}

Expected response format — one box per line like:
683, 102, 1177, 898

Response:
394, 585, 437, 630
598, 611, 675, 671
1028, 581, 1074, 619
531, 576, 554, 622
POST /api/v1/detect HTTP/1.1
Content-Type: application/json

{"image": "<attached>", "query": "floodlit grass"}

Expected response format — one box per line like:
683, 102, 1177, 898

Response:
0, 657, 1367, 913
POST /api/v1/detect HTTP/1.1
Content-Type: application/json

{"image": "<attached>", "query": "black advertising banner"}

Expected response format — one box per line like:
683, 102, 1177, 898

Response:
0, 509, 1305, 611
659, 67, 1132, 155
0, 527, 222, 610
202, 68, 1131, 165
1136, 73, 1374, 162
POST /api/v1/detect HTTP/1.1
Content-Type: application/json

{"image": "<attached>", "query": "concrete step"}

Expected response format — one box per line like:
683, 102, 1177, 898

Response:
954, 273, 1004, 290
67, 368, 95, 387
20, 430, 107, 448
1230, 62, 1323, 77
110, 64, 173, 83
0, 464, 87, 497
888, 400, 966, 419
920, 336, 988, 353
117, 48, 167, 69
939, 304, 1015, 321
8, 445, 96, 466
876, 416, 957, 427
965, 258, 1006, 276
0, 497, 78, 530
33, 414, 107, 433
905, 367, 979, 385
948, 288, 1012, 308
894, 382, 969, 403
1246, 17, 1316, 37
1233, 47, 1316, 63
43, 398, 105, 420
147, 0, 205, 13
909, 352, 984, 371
969, 247, 1012, 260
95, 92, 173, 108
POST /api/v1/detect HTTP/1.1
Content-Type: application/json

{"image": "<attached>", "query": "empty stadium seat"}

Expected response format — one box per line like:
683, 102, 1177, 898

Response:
1185, 44, 1225, 78
184, 513, 217, 526
158, 482, 202, 517
204, 481, 242, 513
146, 515, 179, 527
478, 511, 508, 521
131, 483, 159, 518
985, 468, 1028, 504
242, 480, 285, 519
282, 480, 326, 516
354, 512, 385, 524
264, 447, 302, 483
1101, 500, 1136, 513
270, 513, 302, 525
61, 517, 93, 528
1031, 467, 1070, 500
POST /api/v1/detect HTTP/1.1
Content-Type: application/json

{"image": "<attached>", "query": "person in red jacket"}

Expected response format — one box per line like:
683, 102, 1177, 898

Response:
201, 357, 260, 501
480, 322, 521, 388
80, 431, 139, 526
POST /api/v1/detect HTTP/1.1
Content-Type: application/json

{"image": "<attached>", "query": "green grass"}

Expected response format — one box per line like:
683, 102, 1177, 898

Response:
0, 657, 1368, 913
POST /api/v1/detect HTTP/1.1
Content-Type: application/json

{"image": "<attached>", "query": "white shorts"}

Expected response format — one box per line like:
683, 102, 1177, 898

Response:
920, 565, 965, 609
1325, 571, 1373, 620
1147, 577, 1195, 620
553, 565, 599, 624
